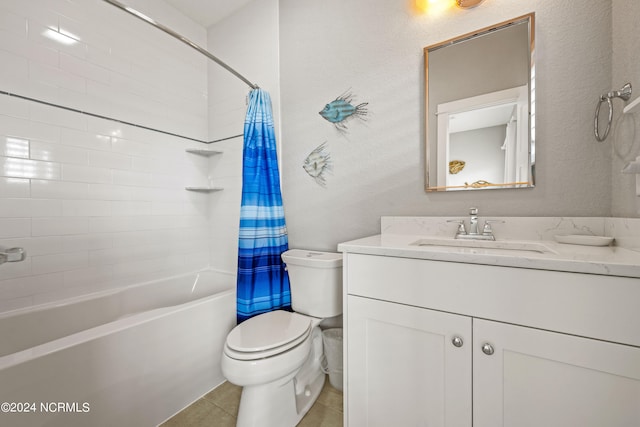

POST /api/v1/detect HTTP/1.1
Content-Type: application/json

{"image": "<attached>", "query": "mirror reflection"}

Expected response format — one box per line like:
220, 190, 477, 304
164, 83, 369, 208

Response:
425, 14, 535, 191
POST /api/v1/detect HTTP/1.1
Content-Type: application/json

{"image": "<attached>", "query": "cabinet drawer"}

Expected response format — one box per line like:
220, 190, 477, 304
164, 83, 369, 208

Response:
345, 253, 640, 347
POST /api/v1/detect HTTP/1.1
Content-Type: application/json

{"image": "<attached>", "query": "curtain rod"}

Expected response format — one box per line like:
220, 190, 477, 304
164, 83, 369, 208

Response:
102, 0, 259, 90
0, 90, 242, 144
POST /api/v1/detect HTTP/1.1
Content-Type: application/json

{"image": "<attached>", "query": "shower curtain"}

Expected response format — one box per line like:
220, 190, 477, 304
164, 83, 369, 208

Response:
502, 117, 517, 183
236, 89, 291, 323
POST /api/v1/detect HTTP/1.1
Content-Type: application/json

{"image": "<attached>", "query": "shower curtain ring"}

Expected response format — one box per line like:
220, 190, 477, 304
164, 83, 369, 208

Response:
594, 96, 613, 142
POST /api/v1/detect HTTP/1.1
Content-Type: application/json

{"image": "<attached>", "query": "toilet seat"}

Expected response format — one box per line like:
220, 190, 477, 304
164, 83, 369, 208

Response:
225, 311, 312, 361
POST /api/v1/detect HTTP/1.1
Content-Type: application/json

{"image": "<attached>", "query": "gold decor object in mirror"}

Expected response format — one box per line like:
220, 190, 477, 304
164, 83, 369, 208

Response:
449, 160, 466, 174
424, 13, 535, 192
456, 0, 484, 9
465, 180, 492, 188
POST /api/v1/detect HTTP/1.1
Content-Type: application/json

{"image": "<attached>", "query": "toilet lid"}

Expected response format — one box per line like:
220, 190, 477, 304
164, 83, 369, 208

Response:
226, 311, 311, 355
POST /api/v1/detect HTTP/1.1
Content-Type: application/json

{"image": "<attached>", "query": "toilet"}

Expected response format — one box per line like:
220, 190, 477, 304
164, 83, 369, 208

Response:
221, 249, 343, 427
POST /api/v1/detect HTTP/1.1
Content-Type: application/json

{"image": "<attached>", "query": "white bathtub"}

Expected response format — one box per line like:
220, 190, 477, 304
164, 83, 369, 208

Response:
0, 269, 236, 427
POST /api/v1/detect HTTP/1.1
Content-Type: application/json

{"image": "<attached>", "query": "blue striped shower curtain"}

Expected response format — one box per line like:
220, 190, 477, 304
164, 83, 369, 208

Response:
236, 89, 291, 323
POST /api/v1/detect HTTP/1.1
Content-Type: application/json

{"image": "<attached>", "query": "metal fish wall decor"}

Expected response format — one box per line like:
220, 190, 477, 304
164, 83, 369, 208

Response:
303, 142, 332, 187
319, 91, 368, 131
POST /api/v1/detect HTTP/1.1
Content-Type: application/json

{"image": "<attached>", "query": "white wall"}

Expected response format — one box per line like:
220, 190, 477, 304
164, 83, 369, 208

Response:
612, 0, 640, 216
0, 0, 210, 312
448, 126, 506, 187
207, 0, 281, 273
279, 0, 613, 251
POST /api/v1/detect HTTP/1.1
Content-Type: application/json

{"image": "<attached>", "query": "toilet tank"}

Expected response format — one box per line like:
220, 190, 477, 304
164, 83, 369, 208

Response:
281, 249, 343, 318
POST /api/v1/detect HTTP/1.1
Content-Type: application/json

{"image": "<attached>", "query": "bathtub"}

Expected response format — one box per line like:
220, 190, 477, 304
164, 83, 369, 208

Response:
0, 269, 236, 427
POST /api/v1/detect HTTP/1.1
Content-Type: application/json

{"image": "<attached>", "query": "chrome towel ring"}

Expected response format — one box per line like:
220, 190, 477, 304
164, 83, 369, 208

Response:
595, 83, 632, 142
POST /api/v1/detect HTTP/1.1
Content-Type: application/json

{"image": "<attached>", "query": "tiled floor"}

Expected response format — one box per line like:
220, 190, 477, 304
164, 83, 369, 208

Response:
160, 378, 343, 427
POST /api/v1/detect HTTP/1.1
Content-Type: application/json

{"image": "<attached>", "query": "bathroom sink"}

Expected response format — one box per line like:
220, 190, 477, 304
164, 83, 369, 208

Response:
410, 238, 556, 254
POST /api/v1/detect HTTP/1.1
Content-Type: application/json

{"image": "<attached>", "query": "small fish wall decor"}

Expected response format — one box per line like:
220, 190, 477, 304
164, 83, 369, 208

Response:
303, 142, 332, 187
319, 90, 368, 131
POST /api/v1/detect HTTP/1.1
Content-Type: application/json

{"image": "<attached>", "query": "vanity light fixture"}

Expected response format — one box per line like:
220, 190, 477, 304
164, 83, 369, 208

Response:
415, 0, 454, 14
416, 0, 483, 14
456, 0, 485, 8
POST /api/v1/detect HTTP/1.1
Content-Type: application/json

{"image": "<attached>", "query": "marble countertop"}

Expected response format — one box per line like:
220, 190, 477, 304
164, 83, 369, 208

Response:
338, 229, 640, 279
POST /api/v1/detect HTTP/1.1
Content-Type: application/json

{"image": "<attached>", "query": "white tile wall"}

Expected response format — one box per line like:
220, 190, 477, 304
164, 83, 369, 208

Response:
0, 0, 211, 312
207, 0, 281, 273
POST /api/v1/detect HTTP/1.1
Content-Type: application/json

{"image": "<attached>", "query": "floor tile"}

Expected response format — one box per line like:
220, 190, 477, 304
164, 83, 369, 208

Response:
315, 383, 344, 414
162, 378, 343, 426
202, 381, 242, 417
160, 398, 236, 427
298, 403, 343, 427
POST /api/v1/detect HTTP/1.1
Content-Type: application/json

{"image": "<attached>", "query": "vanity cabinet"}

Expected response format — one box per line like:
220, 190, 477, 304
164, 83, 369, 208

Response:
347, 295, 472, 426
473, 319, 640, 427
344, 253, 640, 427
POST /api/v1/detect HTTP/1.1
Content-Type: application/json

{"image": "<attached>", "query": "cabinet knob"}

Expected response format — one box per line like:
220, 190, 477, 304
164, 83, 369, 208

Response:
452, 336, 464, 348
481, 343, 495, 355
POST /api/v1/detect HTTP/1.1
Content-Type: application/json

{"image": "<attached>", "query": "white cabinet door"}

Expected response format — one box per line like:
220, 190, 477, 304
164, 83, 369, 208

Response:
347, 295, 472, 427
474, 319, 640, 427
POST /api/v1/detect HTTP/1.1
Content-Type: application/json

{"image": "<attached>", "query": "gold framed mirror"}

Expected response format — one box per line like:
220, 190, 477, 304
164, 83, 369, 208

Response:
425, 13, 535, 192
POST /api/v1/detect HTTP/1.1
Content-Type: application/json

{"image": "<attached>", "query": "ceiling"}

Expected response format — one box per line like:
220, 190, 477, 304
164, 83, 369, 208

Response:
164, 0, 254, 28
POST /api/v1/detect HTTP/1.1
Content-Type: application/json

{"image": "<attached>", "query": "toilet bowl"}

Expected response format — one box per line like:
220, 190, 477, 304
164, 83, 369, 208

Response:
221, 249, 343, 427
222, 311, 317, 387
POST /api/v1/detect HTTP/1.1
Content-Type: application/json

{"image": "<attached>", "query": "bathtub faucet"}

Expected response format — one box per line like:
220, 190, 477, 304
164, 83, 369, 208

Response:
0, 247, 26, 265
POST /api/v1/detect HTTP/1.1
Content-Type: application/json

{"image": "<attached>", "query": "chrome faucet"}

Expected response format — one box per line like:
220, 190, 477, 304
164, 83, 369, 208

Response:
450, 208, 503, 241
468, 207, 479, 235
0, 247, 26, 266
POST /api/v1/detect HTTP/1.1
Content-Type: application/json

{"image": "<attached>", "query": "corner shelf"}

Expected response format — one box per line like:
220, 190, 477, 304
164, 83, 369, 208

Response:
185, 148, 224, 192
622, 158, 640, 174
185, 186, 224, 192
623, 96, 640, 115
621, 156, 640, 197
185, 148, 223, 156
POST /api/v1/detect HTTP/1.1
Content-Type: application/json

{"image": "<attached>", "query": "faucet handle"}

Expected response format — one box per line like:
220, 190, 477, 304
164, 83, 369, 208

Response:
447, 219, 467, 235
482, 220, 504, 235
469, 207, 478, 215
0, 247, 26, 264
